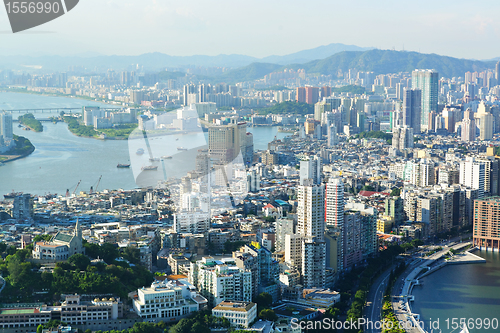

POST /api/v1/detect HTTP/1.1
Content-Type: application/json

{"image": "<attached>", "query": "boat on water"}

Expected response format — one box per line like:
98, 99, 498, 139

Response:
177, 147, 188, 151
136, 148, 145, 155
117, 164, 131, 168
4, 191, 23, 199
161, 156, 173, 159
141, 165, 158, 171
149, 157, 160, 162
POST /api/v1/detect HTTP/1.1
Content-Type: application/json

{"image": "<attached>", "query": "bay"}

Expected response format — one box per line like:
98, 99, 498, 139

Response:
0, 93, 290, 197
411, 251, 500, 333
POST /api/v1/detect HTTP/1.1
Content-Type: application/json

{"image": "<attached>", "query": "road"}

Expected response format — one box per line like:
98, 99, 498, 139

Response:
363, 266, 393, 333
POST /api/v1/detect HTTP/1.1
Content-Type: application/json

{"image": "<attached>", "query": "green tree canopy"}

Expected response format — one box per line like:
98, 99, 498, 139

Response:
68, 254, 91, 271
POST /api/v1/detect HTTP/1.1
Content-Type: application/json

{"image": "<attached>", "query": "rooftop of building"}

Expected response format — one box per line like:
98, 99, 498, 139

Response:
213, 301, 255, 312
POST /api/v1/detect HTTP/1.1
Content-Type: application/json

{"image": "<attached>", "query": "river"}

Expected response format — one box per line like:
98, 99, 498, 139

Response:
411, 251, 500, 333
0, 92, 289, 197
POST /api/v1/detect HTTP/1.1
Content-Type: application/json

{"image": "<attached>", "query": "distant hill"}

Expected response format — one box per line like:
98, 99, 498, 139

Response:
0, 43, 372, 72
219, 63, 283, 82
261, 43, 373, 65
290, 49, 494, 78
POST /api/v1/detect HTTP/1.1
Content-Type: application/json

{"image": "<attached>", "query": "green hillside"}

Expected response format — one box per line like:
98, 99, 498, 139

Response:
291, 49, 494, 78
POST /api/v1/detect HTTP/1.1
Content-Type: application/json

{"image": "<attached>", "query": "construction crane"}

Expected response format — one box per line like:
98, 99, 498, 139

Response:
90, 175, 102, 194
72, 180, 82, 196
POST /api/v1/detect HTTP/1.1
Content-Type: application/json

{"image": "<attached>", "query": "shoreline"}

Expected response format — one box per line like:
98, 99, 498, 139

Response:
394, 244, 486, 333
0, 147, 35, 164
0, 88, 121, 107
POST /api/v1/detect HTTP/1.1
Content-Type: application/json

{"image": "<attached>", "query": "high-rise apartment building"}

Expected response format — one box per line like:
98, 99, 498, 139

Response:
297, 181, 325, 239
325, 178, 344, 271
208, 121, 248, 164
473, 197, 500, 251
476, 101, 494, 141
460, 157, 486, 198
392, 126, 414, 150
402, 88, 422, 133
462, 109, 476, 142
189, 257, 252, 307
299, 156, 322, 185
412, 69, 438, 131
0, 112, 13, 149
301, 237, 326, 289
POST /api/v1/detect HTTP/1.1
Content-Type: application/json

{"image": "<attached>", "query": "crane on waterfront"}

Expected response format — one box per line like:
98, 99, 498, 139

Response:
72, 180, 82, 196
90, 175, 102, 194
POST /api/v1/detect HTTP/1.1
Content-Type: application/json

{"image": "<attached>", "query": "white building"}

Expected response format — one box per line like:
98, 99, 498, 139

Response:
460, 157, 486, 198
212, 301, 257, 328
132, 278, 207, 322
189, 257, 253, 307
297, 181, 325, 240
173, 210, 210, 234
299, 156, 322, 185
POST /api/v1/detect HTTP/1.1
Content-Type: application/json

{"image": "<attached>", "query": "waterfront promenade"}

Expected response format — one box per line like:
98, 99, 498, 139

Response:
391, 242, 484, 333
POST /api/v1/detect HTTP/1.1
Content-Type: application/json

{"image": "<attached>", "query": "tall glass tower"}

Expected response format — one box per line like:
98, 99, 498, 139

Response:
412, 69, 438, 131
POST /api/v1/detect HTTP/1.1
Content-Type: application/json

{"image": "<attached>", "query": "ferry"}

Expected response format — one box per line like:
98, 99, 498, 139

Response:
4, 191, 23, 199
141, 165, 158, 171
177, 147, 188, 151
136, 148, 145, 155
117, 164, 131, 168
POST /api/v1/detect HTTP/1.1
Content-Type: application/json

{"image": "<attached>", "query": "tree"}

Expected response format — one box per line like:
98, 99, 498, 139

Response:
169, 318, 195, 333
259, 308, 278, 322
68, 254, 91, 271
390, 188, 401, 197
255, 292, 273, 309
100, 243, 120, 263
123, 246, 141, 265
190, 322, 210, 333
33, 234, 53, 242
37, 325, 44, 333
83, 241, 100, 259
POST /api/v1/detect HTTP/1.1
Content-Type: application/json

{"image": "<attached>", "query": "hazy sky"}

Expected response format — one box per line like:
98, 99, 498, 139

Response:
1, 0, 499, 59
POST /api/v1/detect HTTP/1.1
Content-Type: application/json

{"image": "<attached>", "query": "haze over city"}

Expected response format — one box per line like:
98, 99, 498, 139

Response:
0, 0, 500, 59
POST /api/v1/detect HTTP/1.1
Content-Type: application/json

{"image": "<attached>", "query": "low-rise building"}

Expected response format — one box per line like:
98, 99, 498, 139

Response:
132, 279, 207, 322
212, 301, 257, 328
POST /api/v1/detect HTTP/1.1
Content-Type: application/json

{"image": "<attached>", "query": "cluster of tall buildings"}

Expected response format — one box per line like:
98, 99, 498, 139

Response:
279, 168, 377, 291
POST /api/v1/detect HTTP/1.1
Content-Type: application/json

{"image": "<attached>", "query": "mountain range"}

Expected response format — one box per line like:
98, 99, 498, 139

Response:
0, 43, 371, 72
0, 44, 496, 83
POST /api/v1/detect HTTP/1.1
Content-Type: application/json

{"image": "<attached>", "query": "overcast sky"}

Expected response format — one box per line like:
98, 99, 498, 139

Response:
1, 0, 499, 59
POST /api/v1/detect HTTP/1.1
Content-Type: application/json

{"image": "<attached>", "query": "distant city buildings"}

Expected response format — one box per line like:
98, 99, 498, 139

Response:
0, 111, 13, 153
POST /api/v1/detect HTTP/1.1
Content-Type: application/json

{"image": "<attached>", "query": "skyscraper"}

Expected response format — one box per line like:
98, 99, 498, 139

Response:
461, 108, 476, 142
325, 178, 344, 228
402, 88, 422, 133
460, 157, 486, 199
325, 178, 344, 271
305, 87, 319, 105
473, 197, 500, 251
0, 112, 13, 148
301, 237, 326, 288
208, 121, 247, 164
392, 126, 414, 150
296, 181, 325, 240
299, 156, 322, 185
412, 69, 438, 131
476, 101, 493, 141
